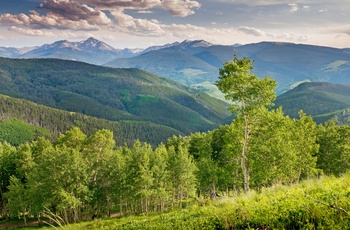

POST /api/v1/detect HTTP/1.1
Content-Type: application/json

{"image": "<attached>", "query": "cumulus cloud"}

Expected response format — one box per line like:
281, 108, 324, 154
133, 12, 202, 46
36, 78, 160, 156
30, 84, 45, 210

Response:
8, 26, 56, 36
161, 0, 200, 17
0, 0, 200, 36
0, 11, 102, 30
0, 0, 112, 31
110, 9, 164, 35
38, 0, 111, 24
237, 26, 309, 43
80, 0, 200, 17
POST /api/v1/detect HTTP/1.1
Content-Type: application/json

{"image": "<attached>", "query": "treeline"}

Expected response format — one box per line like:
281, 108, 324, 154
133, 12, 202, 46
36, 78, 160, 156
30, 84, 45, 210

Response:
0, 108, 349, 225
0, 94, 181, 146
0, 128, 197, 224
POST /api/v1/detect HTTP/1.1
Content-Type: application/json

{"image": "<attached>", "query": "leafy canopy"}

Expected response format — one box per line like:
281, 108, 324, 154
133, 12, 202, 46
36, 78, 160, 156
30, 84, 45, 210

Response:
216, 55, 277, 113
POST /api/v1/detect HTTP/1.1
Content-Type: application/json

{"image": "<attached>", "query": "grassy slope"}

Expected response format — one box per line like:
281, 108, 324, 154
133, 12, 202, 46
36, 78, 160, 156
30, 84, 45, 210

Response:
275, 82, 350, 123
0, 57, 230, 135
23, 174, 350, 229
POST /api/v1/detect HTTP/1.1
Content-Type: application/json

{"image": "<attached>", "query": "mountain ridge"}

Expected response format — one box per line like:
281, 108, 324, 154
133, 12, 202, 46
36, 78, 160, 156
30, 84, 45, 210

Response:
2, 38, 350, 97
0, 57, 230, 136
275, 82, 350, 124
8, 37, 140, 65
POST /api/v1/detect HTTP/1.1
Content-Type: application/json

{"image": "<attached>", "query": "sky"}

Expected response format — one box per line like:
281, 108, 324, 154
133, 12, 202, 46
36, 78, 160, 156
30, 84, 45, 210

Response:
0, 0, 349, 49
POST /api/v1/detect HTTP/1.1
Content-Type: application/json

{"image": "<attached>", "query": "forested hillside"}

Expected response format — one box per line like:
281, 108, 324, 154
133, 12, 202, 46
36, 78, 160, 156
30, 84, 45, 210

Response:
0, 56, 349, 229
0, 111, 349, 228
0, 94, 181, 146
275, 82, 350, 124
0, 57, 230, 135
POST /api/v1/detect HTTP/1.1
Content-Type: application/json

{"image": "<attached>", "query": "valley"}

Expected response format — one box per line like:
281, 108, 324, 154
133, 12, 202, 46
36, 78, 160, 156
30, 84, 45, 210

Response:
1, 0, 350, 228
2, 38, 350, 97
0, 39, 349, 229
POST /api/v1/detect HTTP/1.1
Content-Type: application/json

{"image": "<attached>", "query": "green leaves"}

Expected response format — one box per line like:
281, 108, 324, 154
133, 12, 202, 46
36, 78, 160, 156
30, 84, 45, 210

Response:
316, 120, 350, 176
216, 55, 277, 192
216, 55, 277, 113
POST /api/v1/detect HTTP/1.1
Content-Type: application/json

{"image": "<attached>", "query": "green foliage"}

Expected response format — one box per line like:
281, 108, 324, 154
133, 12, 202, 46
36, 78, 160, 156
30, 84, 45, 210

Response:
0, 119, 50, 146
39, 174, 350, 230
0, 57, 230, 136
0, 114, 349, 228
216, 55, 277, 113
275, 82, 350, 124
0, 94, 182, 146
0, 54, 349, 228
316, 120, 350, 176
0, 127, 198, 224
215, 55, 277, 193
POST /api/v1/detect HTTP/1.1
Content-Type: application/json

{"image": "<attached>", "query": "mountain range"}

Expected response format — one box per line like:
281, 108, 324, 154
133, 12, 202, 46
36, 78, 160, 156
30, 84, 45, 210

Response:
0, 57, 230, 140
3, 38, 350, 96
105, 41, 350, 95
0, 37, 141, 65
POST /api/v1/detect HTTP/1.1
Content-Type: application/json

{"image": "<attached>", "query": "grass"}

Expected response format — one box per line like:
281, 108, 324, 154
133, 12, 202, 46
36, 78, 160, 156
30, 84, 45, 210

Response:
15, 173, 350, 230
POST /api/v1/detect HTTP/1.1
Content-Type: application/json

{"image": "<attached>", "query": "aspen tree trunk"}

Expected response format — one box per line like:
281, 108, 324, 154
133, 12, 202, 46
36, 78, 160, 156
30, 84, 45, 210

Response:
242, 113, 250, 193
22, 207, 27, 225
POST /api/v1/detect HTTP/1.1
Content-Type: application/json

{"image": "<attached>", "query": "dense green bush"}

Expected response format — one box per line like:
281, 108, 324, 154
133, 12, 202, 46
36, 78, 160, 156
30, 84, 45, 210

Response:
35, 174, 349, 230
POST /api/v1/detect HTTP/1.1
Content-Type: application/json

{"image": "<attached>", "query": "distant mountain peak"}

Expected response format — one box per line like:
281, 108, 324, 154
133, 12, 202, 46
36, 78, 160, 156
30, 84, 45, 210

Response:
78, 37, 117, 52
140, 39, 213, 54
140, 42, 179, 54
179, 40, 213, 48
86, 37, 99, 42
43, 40, 78, 50
81, 37, 100, 47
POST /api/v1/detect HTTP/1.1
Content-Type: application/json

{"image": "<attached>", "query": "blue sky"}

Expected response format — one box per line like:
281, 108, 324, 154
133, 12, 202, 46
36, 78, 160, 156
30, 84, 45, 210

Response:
0, 0, 349, 48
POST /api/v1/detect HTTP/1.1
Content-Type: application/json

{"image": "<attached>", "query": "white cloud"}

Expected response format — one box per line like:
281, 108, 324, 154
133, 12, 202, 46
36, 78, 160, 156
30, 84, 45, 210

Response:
161, 0, 201, 17
267, 32, 308, 42
236, 26, 309, 43
8, 26, 56, 36
38, 0, 111, 24
0, 0, 201, 38
288, 3, 299, 13
0, 0, 112, 31
110, 9, 164, 36
80, 0, 200, 17
238, 26, 264, 36
137, 10, 153, 14
210, 0, 346, 6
